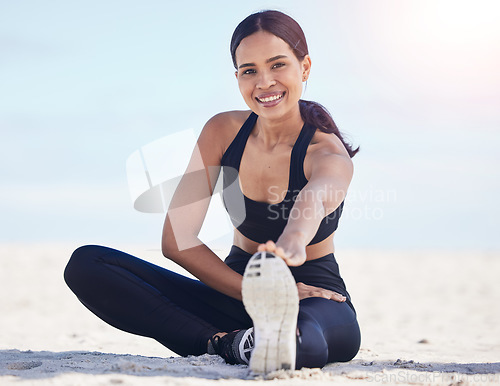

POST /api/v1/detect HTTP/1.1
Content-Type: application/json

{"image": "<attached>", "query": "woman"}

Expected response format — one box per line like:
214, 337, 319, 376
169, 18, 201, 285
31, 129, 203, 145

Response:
64, 10, 361, 373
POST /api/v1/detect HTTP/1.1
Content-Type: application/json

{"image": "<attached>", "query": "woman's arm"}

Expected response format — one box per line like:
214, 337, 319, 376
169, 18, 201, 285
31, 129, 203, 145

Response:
162, 113, 244, 300
259, 134, 354, 267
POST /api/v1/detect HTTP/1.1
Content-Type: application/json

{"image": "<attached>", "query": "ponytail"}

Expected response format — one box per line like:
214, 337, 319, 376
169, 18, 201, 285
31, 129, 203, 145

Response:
299, 99, 359, 158
229, 11, 359, 158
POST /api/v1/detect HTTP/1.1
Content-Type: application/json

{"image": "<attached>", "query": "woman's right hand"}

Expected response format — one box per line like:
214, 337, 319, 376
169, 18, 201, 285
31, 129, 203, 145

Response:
296, 282, 346, 302
257, 238, 307, 267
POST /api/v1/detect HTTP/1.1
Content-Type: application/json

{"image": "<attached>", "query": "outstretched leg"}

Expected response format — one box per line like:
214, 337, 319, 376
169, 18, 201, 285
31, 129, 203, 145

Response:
242, 251, 299, 373
227, 248, 360, 371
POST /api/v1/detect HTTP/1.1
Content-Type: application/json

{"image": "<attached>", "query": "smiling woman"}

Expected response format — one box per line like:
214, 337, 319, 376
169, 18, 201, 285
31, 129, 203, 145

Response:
64, 9, 361, 374
235, 32, 307, 119
230, 11, 359, 158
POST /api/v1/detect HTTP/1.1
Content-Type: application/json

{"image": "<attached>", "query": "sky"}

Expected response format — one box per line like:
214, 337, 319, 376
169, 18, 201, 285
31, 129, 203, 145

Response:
1, 0, 499, 252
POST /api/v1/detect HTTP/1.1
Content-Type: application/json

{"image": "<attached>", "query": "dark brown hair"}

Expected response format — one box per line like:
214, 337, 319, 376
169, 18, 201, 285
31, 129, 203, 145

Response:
230, 10, 359, 158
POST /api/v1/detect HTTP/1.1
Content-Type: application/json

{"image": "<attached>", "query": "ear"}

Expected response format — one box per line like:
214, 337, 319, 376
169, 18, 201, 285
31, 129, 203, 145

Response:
301, 55, 312, 81
234, 71, 239, 80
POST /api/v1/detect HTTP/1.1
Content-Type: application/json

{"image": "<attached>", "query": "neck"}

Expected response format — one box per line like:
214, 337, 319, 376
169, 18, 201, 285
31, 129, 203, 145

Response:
254, 107, 304, 148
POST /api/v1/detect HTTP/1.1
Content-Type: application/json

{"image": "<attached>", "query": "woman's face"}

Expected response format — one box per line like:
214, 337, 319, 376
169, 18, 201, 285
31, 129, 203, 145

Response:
234, 30, 311, 121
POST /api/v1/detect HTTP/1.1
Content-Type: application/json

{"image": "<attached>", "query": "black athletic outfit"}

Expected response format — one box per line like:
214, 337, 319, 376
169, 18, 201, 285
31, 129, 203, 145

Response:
64, 112, 361, 368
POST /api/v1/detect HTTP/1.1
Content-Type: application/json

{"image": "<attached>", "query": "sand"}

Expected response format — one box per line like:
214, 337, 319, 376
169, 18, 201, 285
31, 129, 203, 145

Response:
1, 243, 499, 385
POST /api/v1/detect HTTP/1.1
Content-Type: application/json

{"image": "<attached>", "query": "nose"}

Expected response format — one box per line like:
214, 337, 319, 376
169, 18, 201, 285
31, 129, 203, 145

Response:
256, 70, 276, 89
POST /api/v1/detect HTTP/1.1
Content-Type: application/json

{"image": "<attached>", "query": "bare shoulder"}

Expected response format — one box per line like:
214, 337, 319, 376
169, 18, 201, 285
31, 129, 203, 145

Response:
304, 129, 353, 178
199, 110, 251, 148
197, 110, 252, 164
201, 110, 252, 136
309, 130, 350, 157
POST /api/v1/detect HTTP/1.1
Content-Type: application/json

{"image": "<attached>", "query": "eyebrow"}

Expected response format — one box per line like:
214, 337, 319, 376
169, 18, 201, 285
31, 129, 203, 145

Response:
238, 55, 289, 69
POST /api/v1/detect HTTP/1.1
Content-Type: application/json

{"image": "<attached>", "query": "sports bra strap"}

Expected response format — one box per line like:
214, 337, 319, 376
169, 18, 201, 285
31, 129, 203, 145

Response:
221, 112, 257, 171
221, 111, 316, 191
288, 123, 316, 188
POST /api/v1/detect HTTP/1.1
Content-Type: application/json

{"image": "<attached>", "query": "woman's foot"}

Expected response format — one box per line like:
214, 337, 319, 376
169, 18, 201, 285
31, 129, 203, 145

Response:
242, 251, 300, 373
209, 328, 254, 365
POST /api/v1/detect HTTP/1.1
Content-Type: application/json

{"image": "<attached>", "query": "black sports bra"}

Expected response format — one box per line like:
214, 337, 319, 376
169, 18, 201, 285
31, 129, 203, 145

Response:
220, 112, 344, 244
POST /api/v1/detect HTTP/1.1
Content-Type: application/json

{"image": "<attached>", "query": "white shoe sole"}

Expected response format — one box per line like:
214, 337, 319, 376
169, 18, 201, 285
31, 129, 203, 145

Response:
242, 251, 299, 373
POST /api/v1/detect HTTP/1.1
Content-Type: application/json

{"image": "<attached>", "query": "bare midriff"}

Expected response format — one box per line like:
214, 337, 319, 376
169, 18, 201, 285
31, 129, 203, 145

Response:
232, 229, 335, 261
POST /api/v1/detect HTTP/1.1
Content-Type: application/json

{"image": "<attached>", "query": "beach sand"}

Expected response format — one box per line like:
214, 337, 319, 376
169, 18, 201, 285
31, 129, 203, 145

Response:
1, 243, 499, 385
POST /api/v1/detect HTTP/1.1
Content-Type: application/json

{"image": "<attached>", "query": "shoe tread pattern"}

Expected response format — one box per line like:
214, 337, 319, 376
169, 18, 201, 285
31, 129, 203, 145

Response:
242, 251, 299, 373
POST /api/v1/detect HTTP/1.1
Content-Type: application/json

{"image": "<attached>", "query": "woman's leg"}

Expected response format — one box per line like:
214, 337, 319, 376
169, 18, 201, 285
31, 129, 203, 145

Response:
64, 245, 252, 356
229, 248, 360, 369
295, 297, 361, 369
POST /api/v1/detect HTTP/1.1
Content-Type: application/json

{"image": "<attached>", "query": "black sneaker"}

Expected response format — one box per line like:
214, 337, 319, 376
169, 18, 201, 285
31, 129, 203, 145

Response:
210, 328, 254, 365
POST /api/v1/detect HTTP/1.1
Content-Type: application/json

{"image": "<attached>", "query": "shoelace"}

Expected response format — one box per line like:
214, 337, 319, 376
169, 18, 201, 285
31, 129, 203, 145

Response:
210, 332, 240, 365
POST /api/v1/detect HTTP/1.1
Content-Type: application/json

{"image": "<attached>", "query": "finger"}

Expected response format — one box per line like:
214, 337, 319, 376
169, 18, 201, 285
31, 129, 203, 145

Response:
317, 291, 346, 301
257, 241, 275, 252
281, 253, 293, 265
284, 257, 300, 267
266, 240, 276, 251
284, 254, 306, 267
331, 292, 346, 302
313, 290, 345, 301
306, 290, 330, 299
275, 246, 291, 260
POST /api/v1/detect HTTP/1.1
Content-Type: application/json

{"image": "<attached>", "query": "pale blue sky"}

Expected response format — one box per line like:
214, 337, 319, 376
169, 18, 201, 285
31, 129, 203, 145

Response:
1, 0, 499, 251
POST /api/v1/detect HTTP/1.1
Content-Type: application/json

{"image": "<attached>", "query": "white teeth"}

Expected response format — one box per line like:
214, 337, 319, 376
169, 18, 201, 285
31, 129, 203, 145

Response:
258, 94, 283, 103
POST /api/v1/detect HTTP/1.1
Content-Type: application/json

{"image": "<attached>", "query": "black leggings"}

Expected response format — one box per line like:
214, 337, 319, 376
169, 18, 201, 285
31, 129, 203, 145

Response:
64, 245, 360, 368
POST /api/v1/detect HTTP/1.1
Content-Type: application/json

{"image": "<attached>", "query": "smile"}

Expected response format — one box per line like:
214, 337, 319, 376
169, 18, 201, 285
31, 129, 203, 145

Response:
256, 92, 285, 104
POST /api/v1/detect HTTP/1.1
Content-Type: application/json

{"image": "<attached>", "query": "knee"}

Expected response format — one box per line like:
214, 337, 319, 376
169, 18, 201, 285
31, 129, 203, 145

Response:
325, 322, 361, 363
63, 245, 105, 289
296, 320, 329, 369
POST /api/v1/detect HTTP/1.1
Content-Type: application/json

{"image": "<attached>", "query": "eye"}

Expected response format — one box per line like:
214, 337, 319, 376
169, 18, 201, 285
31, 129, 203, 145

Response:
242, 68, 256, 75
272, 62, 286, 69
